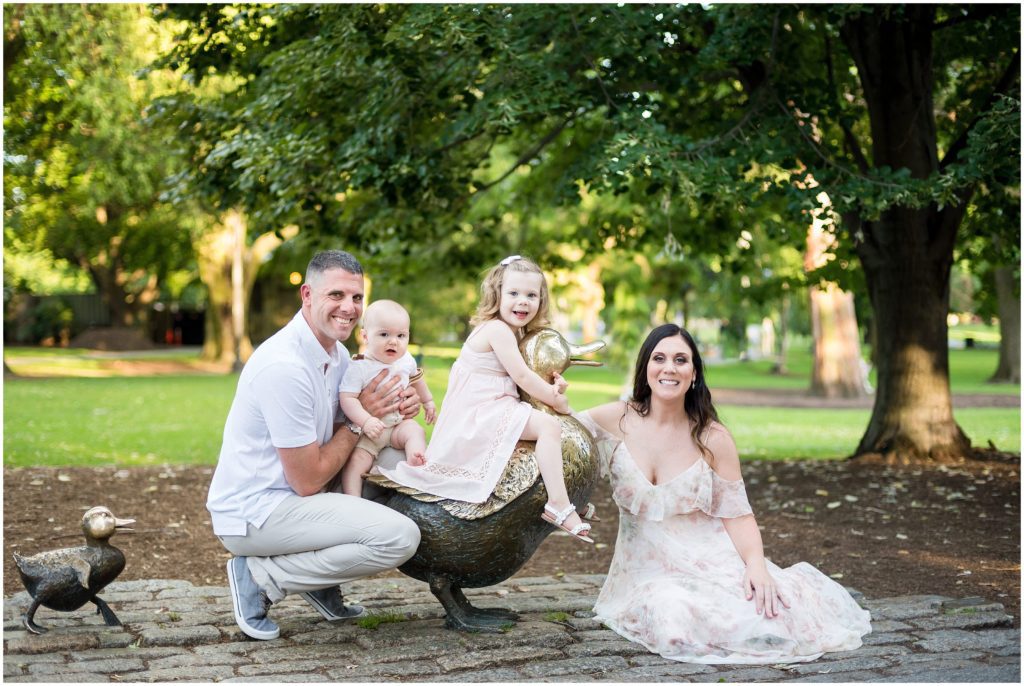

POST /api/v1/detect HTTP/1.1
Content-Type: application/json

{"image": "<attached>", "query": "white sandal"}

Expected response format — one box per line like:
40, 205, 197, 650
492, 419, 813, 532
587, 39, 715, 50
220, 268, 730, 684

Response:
578, 502, 601, 522
542, 503, 594, 544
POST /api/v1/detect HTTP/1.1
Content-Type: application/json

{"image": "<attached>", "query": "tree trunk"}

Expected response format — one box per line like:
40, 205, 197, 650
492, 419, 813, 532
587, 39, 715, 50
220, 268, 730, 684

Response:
85, 260, 133, 328
771, 291, 790, 375
230, 210, 246, 372
842, 7, 972, 462
573, 260, 604, 344
805, 196, 867, 397
80, 205, 156, 330
854, 211, 970, 463
989, 265, 1021, 384
809, 286, 867, 398
195, 209, 296, 366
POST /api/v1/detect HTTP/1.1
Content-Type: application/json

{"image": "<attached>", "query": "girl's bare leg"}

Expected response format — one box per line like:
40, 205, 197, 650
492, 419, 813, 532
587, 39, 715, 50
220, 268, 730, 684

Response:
390, 419, 427, 466
520, 410, 587, 534
340, 448, 374, 496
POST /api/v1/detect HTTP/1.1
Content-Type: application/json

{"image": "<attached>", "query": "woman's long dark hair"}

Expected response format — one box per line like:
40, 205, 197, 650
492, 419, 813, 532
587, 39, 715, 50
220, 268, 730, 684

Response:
627, 324, 720, 462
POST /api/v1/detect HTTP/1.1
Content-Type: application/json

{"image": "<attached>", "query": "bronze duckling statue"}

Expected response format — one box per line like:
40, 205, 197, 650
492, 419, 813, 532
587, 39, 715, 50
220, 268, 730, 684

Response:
13, 505, 135, 634
366, 328, 604, 632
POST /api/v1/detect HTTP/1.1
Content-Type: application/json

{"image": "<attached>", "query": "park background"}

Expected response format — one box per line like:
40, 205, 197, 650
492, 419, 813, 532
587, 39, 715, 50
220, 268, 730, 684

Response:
2, 4, 1020, 623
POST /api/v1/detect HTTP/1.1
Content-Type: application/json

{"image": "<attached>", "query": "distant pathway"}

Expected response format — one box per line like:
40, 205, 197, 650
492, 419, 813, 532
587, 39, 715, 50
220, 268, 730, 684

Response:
4, 575, 1019, 682
712, 387, 1020, 409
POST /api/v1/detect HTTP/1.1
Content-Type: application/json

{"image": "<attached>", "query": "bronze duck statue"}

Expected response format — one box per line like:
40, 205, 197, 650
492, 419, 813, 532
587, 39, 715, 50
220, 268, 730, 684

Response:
13, 505, 135, 634
366, 328, 604, 632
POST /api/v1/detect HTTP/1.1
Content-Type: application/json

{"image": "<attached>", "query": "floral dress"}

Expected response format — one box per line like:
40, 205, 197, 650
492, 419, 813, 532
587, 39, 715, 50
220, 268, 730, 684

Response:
576, 411, 872, 664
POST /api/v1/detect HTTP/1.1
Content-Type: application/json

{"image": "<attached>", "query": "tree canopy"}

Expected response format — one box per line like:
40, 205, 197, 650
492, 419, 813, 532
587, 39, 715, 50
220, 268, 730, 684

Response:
155, 4, 1020, 462
4, 4, 193, 326
156, 5, 1017, 255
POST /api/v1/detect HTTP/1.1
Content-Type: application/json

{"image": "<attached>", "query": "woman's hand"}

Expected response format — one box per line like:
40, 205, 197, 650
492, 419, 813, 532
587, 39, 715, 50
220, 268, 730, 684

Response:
742, 560, 790, 618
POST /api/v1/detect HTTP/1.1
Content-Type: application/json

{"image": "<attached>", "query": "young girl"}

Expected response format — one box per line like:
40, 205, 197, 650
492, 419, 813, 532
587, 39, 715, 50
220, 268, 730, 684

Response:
377, 255, 593, 543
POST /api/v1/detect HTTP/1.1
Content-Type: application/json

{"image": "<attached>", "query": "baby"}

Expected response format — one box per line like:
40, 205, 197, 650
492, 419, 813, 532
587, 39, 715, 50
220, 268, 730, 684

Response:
338, 299, 436, 497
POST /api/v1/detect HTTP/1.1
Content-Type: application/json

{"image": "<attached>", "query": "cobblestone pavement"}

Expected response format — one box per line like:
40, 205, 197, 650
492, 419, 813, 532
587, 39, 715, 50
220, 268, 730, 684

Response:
4, 575, 1020, 682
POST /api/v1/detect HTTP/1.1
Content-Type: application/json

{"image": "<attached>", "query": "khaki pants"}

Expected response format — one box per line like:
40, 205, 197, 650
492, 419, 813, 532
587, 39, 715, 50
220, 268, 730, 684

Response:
218, 463, 420, 603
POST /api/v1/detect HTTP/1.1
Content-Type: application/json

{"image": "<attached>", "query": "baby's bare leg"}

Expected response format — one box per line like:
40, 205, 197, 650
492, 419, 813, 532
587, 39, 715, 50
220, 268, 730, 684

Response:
340, 448, 375, 496
390, 419, 427, 466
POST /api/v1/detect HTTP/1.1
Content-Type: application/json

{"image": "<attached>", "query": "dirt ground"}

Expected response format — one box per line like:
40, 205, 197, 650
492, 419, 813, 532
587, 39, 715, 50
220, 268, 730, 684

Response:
4, 450, 1019, 627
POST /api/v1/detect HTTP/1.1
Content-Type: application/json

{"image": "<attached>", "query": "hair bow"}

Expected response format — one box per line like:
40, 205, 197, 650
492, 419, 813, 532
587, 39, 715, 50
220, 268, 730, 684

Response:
500, 255, 522, 266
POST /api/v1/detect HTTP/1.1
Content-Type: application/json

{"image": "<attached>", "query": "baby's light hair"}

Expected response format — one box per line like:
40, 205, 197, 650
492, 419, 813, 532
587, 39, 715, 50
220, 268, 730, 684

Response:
362, 299, 410, 331
470, 256, 550, 334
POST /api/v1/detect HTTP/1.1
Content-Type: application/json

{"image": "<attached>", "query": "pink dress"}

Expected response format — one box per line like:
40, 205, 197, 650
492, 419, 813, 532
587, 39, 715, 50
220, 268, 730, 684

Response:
376, 337, 532, 503
576, 411, 872, 665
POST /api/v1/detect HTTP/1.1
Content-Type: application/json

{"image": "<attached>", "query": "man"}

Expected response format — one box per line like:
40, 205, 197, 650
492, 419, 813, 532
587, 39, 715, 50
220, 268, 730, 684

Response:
207, 250, 421, 640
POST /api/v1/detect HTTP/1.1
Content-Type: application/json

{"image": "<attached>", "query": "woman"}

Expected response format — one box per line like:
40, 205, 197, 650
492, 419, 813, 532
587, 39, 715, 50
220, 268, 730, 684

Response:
575, 323, 871, 664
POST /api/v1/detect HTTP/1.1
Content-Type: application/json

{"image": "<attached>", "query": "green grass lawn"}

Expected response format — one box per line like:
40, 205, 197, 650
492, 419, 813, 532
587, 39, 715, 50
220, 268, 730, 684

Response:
3, 344, 1019, 467
719, 406, 1020, 460
948, 321, 1001, 344
4, 375, 237, 467
702, 347, 1019, 396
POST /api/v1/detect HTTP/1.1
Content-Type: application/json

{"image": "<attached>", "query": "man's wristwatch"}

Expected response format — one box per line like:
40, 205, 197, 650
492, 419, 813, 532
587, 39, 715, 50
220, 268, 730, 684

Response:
345, 420, 362, 435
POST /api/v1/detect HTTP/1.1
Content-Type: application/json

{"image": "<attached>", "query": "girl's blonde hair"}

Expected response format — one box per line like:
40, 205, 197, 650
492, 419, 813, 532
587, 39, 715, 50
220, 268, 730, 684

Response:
470, 256, 550, 335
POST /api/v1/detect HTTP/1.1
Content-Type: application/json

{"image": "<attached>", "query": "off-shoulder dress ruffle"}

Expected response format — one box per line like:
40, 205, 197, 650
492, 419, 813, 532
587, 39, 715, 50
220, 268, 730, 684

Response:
574, 410, 871, 665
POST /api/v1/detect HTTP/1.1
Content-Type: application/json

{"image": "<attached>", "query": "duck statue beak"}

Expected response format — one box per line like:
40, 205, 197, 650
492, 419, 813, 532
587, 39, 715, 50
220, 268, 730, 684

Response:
568, 340, 606, 368
114, 517, 136, 533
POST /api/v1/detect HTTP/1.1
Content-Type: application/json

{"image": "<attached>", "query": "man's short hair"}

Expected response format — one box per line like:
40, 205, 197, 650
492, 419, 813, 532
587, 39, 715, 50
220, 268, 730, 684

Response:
305, 250, 363, 286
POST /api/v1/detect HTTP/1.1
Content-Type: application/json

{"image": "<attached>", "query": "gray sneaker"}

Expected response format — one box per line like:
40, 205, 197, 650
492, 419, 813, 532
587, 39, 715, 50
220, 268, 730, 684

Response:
300, 587, 366, 621
226, 557, 280, 640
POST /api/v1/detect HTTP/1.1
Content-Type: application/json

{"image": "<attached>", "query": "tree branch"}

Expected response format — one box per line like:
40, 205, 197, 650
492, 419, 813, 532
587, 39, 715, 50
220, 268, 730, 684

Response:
824, 33, 871, 174
843, 212, 884, 269
432, 128, 489, 156
473, 112, 580, 193
569, 11, 617, 111
933, 6, 1005, 31
927, 46, 1018, 263
929, 185, 975, 262
772, 90, 902, 189
766, 10, 780, 79
939, 49, 1020, 171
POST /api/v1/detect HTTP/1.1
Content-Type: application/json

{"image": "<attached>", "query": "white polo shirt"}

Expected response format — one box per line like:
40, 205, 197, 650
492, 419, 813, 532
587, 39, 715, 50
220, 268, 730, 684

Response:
207, 310, 351, 536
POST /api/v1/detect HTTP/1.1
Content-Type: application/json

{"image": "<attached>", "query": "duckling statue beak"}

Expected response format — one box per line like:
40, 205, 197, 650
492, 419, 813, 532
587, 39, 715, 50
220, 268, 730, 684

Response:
114, 517, 135, 533
568, 340, 605, 367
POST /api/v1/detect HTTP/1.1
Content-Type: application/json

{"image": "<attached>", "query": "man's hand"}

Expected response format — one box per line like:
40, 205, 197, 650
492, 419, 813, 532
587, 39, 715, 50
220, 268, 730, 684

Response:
357, 369, 422, 421
359, 370, 403, 418
397, 385, 422, 420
